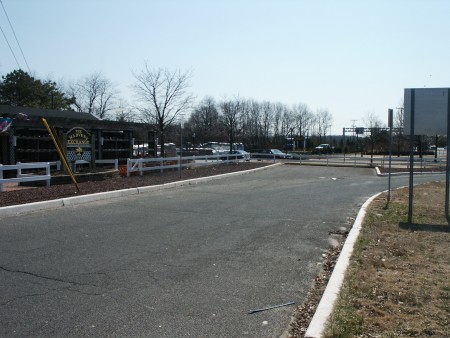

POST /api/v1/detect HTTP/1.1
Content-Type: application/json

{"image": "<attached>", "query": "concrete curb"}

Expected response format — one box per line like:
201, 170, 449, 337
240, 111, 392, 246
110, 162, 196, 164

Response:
304, 191, 383, 338
374, 166, 445, 177
0, 163, 279, 217
0, 199, 65, 218
286, 162, 445, 177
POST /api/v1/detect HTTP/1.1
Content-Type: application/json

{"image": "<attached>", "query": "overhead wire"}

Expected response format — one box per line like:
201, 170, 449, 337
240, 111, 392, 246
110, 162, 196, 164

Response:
0, 22, 21, 69
0, 0, 31, 73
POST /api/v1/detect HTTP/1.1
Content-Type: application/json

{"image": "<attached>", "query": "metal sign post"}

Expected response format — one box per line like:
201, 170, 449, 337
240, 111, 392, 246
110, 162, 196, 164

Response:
446, 89, 450, 222
387, 109, 393, 205
408, 90, 415, 224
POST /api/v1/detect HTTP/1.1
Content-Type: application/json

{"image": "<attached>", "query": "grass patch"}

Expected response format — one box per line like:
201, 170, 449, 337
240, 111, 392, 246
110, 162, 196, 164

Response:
325, 181, 450, 337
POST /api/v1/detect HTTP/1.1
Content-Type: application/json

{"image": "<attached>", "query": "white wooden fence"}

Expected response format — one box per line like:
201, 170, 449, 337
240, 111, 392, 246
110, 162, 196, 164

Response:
0, 162, 51, 192
0, 159, 119, 192
126, 154, 246, 177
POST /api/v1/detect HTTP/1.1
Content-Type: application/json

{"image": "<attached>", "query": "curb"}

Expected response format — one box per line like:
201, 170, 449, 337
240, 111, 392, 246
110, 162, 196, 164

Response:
0, 163, 279, 217
304, 191, 383, 338
374, 166, 445, 177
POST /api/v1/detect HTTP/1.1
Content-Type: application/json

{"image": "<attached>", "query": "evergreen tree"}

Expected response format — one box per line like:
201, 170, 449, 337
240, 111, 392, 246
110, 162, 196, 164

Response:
0, 69, 74, 110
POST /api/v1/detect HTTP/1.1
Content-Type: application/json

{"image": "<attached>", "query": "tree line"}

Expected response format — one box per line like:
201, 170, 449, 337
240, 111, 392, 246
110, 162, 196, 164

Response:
183, 97, 333, 151
4, 67, 427, 154
0, 67, 334, 151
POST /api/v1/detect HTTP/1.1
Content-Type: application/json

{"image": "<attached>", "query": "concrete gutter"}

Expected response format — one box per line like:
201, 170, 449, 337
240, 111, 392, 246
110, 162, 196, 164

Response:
304, 191, 382, 338
0, 163, 279, 217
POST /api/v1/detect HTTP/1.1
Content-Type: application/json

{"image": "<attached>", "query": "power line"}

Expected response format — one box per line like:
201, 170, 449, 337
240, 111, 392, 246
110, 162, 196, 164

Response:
0, 22, 21, 69
0, 0, 31, 73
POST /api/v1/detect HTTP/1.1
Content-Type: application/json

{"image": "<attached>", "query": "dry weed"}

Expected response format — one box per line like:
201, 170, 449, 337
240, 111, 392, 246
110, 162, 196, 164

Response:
326, 181, 450, 337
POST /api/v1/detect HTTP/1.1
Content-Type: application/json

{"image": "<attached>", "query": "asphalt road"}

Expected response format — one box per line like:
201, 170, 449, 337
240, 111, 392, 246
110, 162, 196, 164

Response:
0, 165, 444, 337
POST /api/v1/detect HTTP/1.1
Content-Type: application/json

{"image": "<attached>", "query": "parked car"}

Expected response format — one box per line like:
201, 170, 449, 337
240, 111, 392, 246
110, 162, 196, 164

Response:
252, 149, 293, 159
219, 150, 251, 161
313, 144, 333, 154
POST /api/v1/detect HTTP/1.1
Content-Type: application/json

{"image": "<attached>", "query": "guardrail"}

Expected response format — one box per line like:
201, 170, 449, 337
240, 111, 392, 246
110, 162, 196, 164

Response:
127, 154, 246, 177
294, 154, 387, 167
280, 153, 447, 171
0, 162, 51, 192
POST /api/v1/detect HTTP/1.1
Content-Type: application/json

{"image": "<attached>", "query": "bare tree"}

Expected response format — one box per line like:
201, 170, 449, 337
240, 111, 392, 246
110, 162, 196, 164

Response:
315, 108, 333, 143
394, 100, 404, 130
272, 103, 284, 145
363, 111, 384, 129
133, 65, 194, 157
394, 99, 406, 155
219, 97, 242, 152
243, 99, 263, 148
362, 111, 388, 155
68, 72, 118, 119
189, 97, 220, 144
293, 103, 313, 137
114, 100, 138, 122
281, 106, 294, 138
261, 101, 273, 146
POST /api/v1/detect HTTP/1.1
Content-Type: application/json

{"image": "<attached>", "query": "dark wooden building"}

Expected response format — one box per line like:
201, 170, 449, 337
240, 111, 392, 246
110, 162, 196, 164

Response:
0, 105, 153, 166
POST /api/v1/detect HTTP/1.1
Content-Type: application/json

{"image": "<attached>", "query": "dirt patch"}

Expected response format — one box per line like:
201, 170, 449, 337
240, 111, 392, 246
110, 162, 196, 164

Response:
288, 245, 344, 337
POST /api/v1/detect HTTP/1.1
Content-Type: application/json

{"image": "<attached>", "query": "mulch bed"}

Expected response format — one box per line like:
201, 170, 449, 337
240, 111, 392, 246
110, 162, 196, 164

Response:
0, 162, 270, 208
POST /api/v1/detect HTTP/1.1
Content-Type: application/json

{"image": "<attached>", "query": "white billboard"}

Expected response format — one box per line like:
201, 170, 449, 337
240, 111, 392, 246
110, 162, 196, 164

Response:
404, 88, 449, 135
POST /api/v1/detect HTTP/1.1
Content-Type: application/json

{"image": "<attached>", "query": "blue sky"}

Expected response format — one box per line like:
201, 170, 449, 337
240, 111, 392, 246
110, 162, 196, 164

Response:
1, 0, 449, 134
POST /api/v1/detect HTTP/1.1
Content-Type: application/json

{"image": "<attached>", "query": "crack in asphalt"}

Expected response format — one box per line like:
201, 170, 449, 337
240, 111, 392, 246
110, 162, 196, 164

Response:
0, 285, 103, 307
0, 266, 98, 287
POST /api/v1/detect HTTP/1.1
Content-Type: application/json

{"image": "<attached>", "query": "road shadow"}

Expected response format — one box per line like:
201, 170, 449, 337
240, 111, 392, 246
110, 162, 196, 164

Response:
399, 222, 450, 233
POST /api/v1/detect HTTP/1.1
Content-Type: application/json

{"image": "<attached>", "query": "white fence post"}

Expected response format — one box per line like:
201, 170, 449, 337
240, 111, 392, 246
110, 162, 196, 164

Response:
45, 163, 50, 186
138, 159, 143, 176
